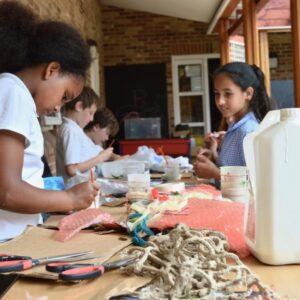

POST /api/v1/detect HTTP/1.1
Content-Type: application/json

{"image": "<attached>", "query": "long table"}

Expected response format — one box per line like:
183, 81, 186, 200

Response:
1, 203, 300, 299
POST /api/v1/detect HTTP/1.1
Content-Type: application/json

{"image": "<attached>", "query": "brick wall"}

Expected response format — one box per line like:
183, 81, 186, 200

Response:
20, 0, 104, 94
268, 31, 293, 80
101, 5, 220, 133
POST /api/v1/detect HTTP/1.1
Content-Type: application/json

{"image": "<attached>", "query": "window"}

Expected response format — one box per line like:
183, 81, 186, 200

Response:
172, 54, 219, 141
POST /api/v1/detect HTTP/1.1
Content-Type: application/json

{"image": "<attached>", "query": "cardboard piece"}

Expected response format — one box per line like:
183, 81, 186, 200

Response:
0, 226, 151, 299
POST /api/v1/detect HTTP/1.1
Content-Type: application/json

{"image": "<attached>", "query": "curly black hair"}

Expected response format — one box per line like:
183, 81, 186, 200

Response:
0, 1, 90, 77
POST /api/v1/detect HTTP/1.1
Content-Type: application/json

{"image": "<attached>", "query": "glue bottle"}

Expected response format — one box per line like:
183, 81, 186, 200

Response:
244, 108, 300, 265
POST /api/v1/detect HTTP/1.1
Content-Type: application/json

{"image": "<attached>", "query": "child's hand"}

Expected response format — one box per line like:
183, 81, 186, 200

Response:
204, 131, 225, 148
67, 181, 100, 210
193, 155, 220, 180
117, 154, 130, 160
98, 147, 114, 162
196, 147, 213, 160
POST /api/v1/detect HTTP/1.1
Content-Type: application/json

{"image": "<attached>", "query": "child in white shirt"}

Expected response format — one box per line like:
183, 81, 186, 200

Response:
56, 88, 113, 188
84, 107, 128, 162
0, 2, 99, 241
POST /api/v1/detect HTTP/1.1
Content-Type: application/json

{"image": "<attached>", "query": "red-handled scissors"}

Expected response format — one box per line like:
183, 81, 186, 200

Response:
0, 251, 92, 273
46, 257, 136, 281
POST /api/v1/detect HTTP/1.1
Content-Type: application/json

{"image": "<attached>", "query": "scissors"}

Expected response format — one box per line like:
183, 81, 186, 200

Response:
0, 251, 93, 273
45, 256, 136, 281
0, 254, 32, 262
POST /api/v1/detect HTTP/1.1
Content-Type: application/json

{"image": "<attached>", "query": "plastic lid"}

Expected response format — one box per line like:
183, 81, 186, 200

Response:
280, 108, 300, 121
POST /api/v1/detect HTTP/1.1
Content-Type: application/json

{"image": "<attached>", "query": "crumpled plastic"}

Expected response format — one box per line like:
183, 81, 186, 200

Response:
96, 178, 128, 195
130, 146, 193, 172
149, 196, 249, 258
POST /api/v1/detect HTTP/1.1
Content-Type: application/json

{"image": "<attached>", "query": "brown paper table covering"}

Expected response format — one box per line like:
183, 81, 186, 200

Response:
0, 226, 151, 300
3, 208, 300, 298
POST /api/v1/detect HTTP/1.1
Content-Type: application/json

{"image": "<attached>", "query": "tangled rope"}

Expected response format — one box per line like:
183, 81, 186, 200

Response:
122, 223, 280, 299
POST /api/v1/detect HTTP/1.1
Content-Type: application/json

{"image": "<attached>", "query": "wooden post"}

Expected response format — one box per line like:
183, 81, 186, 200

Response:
291, 0, 300, 107
243, 0, 260, 66
259, 30, 271, 96
219, 18, 230, 65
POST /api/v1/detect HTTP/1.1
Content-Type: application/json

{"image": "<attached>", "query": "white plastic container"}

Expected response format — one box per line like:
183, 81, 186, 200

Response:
127, 173, 151, 193
244, 108, 300, 265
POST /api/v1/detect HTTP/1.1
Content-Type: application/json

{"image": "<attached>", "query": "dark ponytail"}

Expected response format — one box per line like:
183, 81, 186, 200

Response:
0, 1, 91, 77
214, 62, 274, 121
250, 64, 275, 121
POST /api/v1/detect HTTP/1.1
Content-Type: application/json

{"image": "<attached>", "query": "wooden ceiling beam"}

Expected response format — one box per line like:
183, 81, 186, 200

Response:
228, 16, 243, 35
243, 0, 260, 65
219, 18, 230, 65
221, 0, 241, 18
226, 0, 270, 36
291, 0, 300, 107
256, 0, 271, 12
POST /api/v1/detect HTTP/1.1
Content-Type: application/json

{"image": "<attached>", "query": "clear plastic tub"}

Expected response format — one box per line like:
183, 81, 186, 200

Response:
127, 173, 151, 193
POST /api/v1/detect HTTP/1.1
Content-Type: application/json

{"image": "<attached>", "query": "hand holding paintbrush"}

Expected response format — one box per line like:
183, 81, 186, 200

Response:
108, 139, 115, 148
89, 169, 98, 208
156, 146, 169, 166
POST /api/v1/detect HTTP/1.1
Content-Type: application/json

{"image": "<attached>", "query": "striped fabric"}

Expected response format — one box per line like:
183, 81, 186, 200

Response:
217, 112, 259, 167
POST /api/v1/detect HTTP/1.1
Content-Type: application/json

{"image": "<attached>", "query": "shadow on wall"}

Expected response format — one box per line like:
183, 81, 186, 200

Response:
271, 80, 294, 108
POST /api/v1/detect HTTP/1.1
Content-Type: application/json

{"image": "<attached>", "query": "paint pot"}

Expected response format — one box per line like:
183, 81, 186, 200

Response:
220, 166, 248, 203
164, 162, 181, 181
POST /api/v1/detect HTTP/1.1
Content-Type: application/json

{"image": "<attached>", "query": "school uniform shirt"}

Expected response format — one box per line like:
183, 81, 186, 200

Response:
216, 111, 259, 167
56, 117, 102, 188
0, 73, 44, 241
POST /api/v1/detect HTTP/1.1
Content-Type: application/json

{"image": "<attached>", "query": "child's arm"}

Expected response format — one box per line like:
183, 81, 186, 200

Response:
65, 147, 114, 177
110, 153, 130, 161
0, 131, 98, 213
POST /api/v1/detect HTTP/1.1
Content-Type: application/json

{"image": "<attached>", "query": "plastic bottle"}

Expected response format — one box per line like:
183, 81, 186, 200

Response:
244, 108, 300, 265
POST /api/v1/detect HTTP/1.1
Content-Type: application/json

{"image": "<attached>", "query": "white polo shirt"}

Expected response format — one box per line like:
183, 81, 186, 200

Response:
0, 73, 44, 241
56, 117, 101, 188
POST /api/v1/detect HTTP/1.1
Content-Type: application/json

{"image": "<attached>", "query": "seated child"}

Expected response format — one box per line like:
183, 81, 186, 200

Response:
0, 2, 98, 241
84, 107, 129, 161
56, 87, 113, 188
193, 62, 273, 181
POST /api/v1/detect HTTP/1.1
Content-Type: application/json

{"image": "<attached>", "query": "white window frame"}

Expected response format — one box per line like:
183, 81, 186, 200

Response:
172, 54, 219, 134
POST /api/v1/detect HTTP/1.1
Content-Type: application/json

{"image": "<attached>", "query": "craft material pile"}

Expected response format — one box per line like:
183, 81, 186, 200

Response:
123, 224, 280, 299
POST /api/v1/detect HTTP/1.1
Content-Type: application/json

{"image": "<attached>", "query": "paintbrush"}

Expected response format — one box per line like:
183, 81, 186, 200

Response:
156, 146, 168, 166
108, 139, 115, 148
89, 169, 96, 208
89, 169, 95, 183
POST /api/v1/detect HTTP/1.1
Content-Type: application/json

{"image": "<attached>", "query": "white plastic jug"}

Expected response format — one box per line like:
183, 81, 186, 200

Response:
244, 108, 300, 265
